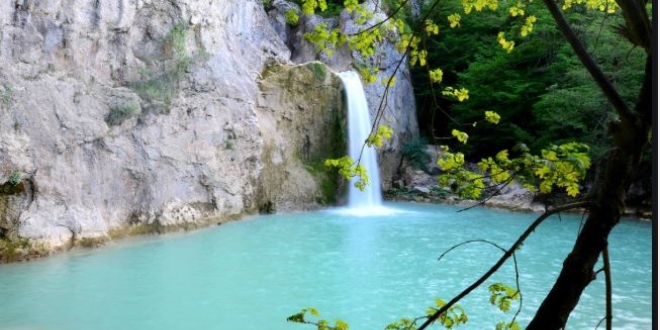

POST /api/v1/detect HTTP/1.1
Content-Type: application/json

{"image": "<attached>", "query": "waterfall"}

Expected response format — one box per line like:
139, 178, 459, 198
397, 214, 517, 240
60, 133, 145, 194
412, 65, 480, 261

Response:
337, 71, 384, 210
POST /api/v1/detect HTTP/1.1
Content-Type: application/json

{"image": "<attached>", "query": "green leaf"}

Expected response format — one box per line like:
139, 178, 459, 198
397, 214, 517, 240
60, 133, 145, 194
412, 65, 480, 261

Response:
452, 129, 469, 144
485, 111, 501, 124
309, 307, 320, 316
335, 319, 349, 330
286, 312, 305, 323
495, 150, 509, 162
430, 68, 444, 83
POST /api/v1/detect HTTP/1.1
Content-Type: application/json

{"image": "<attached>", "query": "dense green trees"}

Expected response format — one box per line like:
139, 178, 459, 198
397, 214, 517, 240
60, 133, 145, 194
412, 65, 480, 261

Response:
413, 1, 647, 160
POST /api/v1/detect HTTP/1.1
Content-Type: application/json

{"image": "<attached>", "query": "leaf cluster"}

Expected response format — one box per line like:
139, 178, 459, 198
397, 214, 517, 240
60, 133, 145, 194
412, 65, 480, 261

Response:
324, 156, 369, 191
287, 308, 350, 330
437, 142, 591, 199
429, 298, 468, 329
488, 283, 522, 330
366, 125, 394, 147
7, 170, 21, 186
413, 0, 645, 165
401, 137, 432, 172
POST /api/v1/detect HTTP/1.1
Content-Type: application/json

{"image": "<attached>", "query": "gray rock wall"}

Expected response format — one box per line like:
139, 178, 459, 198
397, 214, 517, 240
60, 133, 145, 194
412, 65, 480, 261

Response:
0, 0, 345, 246
0, 0, 419, 247
267, 2, 420, 189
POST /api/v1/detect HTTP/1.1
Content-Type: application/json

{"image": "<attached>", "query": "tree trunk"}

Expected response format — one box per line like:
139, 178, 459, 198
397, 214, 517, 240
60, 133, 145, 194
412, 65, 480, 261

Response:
527, 42, 653, 330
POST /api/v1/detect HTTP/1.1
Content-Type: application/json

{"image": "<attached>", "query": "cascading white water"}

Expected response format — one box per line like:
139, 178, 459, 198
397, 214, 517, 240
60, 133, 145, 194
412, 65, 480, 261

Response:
337, 71, 384, 210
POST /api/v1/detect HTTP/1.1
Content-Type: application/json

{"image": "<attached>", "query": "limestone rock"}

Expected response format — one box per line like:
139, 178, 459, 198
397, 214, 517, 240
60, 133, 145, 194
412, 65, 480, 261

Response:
484, 183, 545, 213
280, 2, 420, 189
256, 61, 345, 211
411, 186, 430, 197
0, 0, 327, 247
0, 0, 419, 249
402, 167, 436, 187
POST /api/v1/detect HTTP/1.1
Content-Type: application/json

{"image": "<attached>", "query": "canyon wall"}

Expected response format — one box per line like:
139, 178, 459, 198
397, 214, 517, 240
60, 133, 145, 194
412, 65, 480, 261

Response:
0, 0, 418, 248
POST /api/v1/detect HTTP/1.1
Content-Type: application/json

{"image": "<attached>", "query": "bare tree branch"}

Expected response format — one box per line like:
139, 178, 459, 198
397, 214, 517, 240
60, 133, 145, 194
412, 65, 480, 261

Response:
417, 201, 592, 330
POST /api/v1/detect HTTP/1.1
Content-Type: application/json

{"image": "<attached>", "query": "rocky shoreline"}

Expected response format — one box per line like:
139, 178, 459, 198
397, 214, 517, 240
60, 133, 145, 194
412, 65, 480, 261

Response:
384, 186, 652, 221
391, 144, 652, 220
2, 187, 650, 264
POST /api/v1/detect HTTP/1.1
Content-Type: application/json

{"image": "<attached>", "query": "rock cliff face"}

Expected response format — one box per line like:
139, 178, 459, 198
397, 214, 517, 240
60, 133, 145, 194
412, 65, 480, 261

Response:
0, 0, 418, 248
266, 1, 420, 189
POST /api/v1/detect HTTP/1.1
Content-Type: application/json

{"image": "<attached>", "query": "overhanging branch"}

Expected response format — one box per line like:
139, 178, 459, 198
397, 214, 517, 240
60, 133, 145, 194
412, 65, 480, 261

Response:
540, 0, 635, 124
417, 201, 592, 330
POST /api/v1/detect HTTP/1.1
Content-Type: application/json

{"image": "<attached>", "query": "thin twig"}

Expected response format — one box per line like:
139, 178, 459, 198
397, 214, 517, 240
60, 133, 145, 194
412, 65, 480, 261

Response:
541, 0, 634, 124
436, 238, 524, 327
456, 177, 516, 213
510, 245, 524, 327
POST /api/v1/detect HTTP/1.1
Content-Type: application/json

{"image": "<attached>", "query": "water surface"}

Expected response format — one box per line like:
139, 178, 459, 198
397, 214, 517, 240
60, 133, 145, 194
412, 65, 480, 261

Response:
0, 202, 651, 329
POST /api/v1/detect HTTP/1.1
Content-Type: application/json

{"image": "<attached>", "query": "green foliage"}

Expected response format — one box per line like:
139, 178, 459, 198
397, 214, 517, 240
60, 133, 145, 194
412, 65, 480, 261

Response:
289, 0, 648, 328
286, 308, 349, 330
133, 79, 173, 109
7, 170, 21, 186
488, 283, 522, 330
305, 161, 340, 204
287, 283, 525, 330
451, 129, 469, 144
105, 105, 140, 126
488, 283, 519, 313
366, 125, 393, 147
413, 1, 645, 164
530, 13, 646, 154
324, 123, 392, 191
309, 62, 327, 80
0, 238, 28, 261
438, 141, 591, 199
285, 9, 300, 26
495, 320, 522, 330
0, 237, 48, 263
382, 317, 418, 330
324, 156, 369, 191
0, 84, 14, 108
288, 0, 349, 18
77, 236, 108, 248
288, 302, 469, 330
442, 87, 469, 102
163, 22, 194, 81
130, 22, 200, 112
303, 23, 346, 57
446, 6, 567, 157
301, 0, 328, 15
484, 111, 500, 124
402, 137, 432, 172
530, 143, 591, 196
431, 298, 469, 329
438, 162, 486, 200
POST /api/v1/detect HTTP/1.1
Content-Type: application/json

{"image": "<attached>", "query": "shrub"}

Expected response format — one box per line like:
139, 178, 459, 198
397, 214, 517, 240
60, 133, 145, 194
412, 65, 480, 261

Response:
7, 170, 21, 186
105, 105, 140, 126
0, 85, 14, 108
402, 137, 432, 172
285, 9, 300, 26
